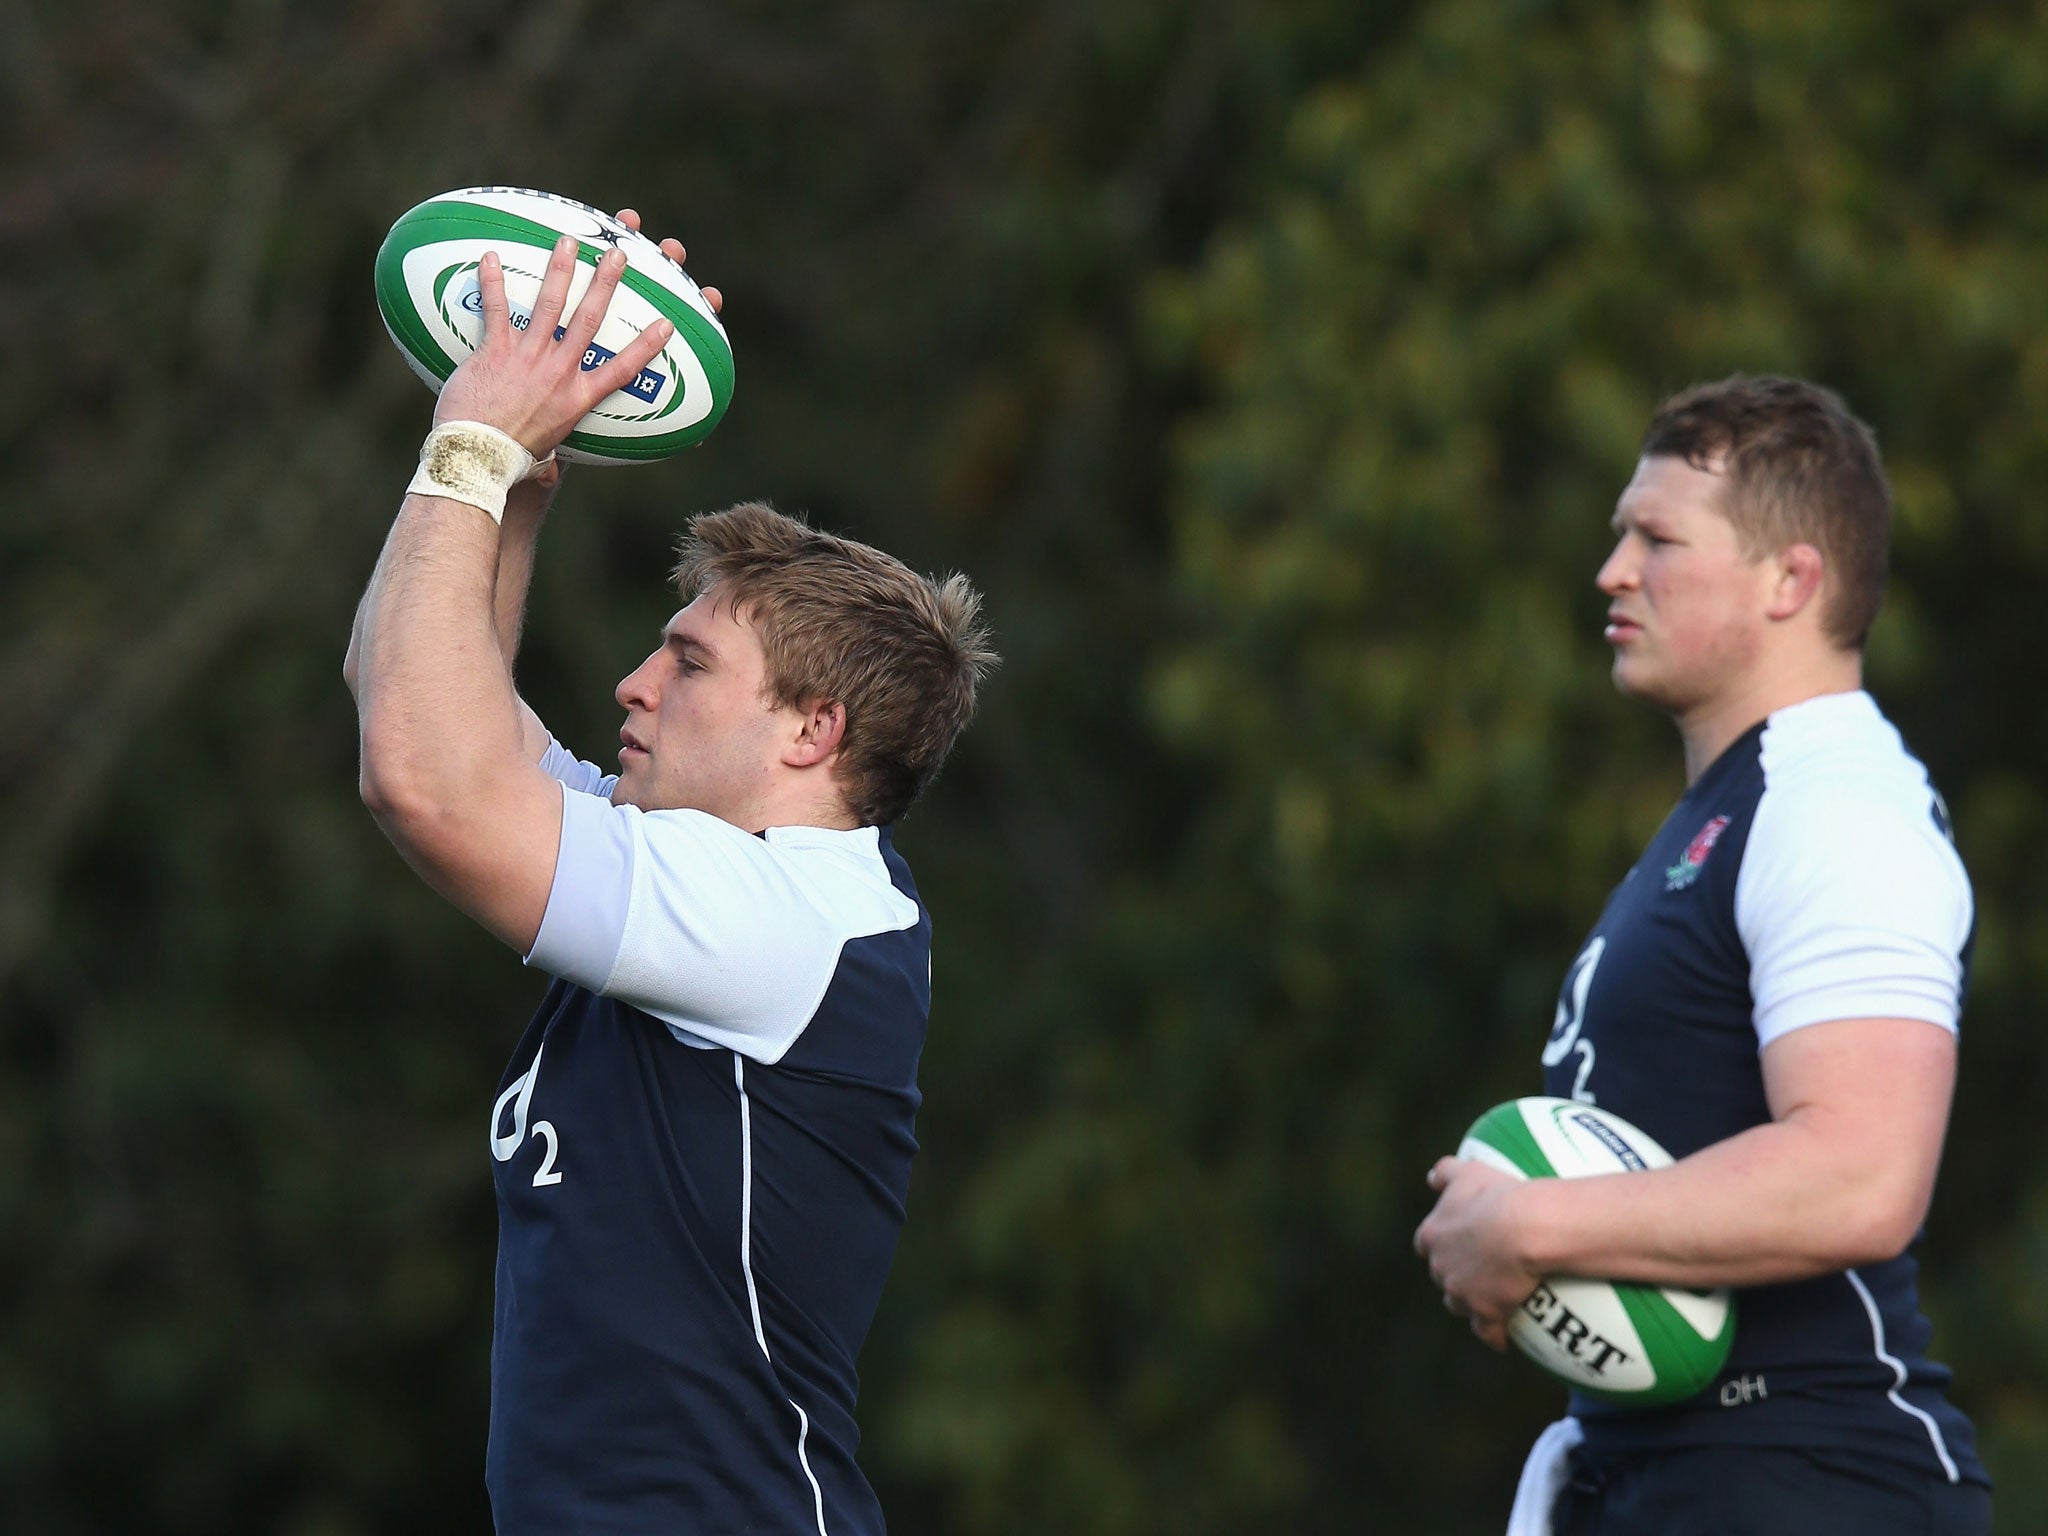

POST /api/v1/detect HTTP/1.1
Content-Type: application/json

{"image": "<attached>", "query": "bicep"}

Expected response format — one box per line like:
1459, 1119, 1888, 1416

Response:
1761, 1017, 1958, 1242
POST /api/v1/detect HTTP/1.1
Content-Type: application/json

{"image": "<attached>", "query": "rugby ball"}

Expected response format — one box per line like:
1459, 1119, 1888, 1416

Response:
1458, 1097, 1735, 1405
374, 186, 732, 464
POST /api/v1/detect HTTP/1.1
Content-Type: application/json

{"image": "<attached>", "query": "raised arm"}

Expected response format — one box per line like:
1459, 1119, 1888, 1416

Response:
351, 236, 671, 952
346, 465, 557, 763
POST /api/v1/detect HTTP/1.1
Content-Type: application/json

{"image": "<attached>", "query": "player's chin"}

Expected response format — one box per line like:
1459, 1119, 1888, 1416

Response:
1609, 653, 1667, 704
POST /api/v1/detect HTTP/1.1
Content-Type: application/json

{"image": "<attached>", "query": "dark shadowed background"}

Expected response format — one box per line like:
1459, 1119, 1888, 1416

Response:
4, 2, 2047, 1531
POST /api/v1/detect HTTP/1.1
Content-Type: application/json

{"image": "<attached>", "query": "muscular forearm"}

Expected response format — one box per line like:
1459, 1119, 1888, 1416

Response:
355, 492, 526, 812
345, 480, 545, 700
1518, 1110, 1935, 1290
494, 474, 556, 665
1418, 1020, 1956, 1339
498, 475, 559, 762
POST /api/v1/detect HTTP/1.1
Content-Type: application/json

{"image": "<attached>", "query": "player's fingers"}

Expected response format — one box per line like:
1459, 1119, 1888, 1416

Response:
477, 252, 512, 341
573, 322, 673, 416
645, 236, 714, 313
1415, 1209, 1447, 1258
1472, 1317, 1508, 1352
531, 234, 581, 334
582, 316, 673, 407
1425, 1157, 1457, 1192
563, 248, 628, 352
615, 207, 642, 232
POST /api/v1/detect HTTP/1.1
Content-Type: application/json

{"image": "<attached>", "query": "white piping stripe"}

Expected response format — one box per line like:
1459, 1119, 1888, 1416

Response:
1844, 1267, 1960, 1483
735, 1055, 832, 1536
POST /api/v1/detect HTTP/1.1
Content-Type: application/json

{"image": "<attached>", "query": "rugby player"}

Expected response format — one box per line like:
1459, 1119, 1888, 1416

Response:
1415, 376, 1988, 1534
346, 217, 995, 1533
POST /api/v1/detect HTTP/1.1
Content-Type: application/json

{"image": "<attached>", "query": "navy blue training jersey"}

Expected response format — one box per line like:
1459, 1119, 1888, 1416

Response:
485, 737, 933, 1533
1539, 691, 1984, 1485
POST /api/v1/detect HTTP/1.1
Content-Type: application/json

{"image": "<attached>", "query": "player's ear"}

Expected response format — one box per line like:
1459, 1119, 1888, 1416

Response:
786, 699, 846, 768
1766, 542, 1826, 623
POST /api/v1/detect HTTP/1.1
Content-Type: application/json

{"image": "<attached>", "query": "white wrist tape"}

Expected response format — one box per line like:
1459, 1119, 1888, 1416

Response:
406, 421, 553, 524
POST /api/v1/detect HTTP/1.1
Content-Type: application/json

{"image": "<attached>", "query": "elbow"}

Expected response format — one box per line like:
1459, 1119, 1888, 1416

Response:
359, 756, 427, 839
359, 761, 464, 870
358, 721, 443, 838
1863, 1210, 1930, 1269
1828, 1188, 1932, 1271
358, 756, 409, 824
357, 721, 497, 873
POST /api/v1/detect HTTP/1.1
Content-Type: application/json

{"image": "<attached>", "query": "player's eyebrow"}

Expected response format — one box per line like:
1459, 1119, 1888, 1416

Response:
663, 629, 719, 661
1610, 506, 1667, 536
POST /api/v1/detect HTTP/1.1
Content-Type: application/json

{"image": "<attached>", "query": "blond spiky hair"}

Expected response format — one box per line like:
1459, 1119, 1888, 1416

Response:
672, 503, 998, 826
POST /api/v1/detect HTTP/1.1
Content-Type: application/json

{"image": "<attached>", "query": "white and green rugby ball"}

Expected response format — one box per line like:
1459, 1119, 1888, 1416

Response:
1459, 1097, 1735, 1405
374, 186, 732, 464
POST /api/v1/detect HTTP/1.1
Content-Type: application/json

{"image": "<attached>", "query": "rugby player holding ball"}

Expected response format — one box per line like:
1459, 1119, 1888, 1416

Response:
1415, 377, 1989, 1535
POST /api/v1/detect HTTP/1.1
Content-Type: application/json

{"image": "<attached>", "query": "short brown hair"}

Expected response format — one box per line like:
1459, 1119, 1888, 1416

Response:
672, 503, 998, 826
1641, 375, 1891, 649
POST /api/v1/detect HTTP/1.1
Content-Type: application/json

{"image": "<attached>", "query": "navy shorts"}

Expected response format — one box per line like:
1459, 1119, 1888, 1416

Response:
1551, 1443, 1992, 1536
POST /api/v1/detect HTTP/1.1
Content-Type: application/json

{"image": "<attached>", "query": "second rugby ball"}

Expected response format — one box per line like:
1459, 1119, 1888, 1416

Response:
1458, 1097, 1735, 1406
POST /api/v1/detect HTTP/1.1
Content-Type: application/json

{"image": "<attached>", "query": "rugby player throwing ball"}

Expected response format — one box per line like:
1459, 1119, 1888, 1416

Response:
346, 211, 996, 1534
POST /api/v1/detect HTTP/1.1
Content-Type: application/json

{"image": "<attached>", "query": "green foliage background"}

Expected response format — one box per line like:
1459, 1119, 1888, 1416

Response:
3, 1, 2046, 1531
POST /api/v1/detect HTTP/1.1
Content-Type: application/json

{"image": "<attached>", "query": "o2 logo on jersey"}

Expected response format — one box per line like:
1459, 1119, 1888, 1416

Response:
1543, 937, 1604, 1104
491, 1042, 564, 1188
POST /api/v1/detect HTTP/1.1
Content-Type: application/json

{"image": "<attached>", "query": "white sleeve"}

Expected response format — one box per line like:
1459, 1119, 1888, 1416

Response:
524, 794, 919, 1064
538, 733, 619, 800
1736, 786, 1973, 1048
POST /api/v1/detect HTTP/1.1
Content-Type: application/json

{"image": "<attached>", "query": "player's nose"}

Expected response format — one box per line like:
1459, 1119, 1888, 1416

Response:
616, 652, 661, 711
1595, 539, 1637, 595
